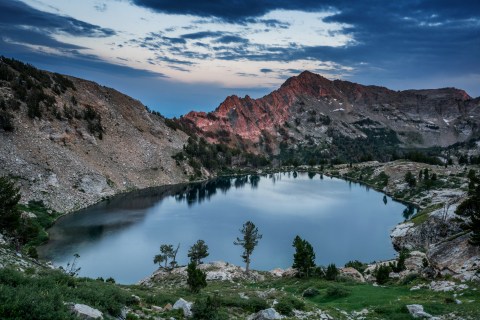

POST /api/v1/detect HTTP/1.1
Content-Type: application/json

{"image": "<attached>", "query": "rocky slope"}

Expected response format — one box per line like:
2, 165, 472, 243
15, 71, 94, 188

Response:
326, 160, 479, 281
0, 57, 192, 213
182, 71, 480, 161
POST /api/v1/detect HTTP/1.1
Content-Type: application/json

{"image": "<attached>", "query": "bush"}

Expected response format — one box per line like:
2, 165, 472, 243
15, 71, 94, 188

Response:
325, 285, 351, 298
375, 265, 391, 285
0, 176, 21, 234
187, 262, 207, 293
344, 260, 367, 274
192, 295, 222, 320
220, 296, 267, 313
275, 297, 305, 316
302, 287, 320, 297
325, 263, 338, 281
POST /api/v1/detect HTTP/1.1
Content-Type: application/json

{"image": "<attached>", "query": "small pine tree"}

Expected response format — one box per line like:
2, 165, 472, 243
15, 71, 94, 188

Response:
325, 263, 338, 281
187, 262, 207, 293
390, 250, 408, 272
188, 240, 209, 265
456, 184, 480, 246
375, 265, 391, 284
292, 235, 316, 277
234, 221, 262, 274
0, 176, 21, 234
405, 171, 416, 188
153, 243, 180, 270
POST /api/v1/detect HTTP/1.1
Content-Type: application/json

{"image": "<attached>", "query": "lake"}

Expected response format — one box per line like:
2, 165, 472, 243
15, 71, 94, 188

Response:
39, 172, 407, 284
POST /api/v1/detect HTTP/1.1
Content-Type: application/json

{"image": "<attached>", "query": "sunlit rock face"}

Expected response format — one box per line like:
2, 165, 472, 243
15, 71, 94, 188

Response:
182, 70, 479, 155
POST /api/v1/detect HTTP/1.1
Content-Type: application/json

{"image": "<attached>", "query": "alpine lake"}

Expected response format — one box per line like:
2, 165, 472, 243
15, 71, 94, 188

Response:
39, 172, 409, 284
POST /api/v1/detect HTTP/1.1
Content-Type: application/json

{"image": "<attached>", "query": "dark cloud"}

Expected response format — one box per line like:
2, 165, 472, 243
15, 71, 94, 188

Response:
260, 68, 274, 73
214, 35, 249, 44
0, 0, 115, 38
181, 31, 224, 39
131, 0, 325, 23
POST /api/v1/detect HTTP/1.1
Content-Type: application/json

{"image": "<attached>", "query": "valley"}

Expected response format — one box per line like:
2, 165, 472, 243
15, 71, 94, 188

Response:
1, 57, 480, 319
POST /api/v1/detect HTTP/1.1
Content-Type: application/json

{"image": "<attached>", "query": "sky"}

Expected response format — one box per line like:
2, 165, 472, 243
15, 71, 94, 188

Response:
0, 0, 479, 117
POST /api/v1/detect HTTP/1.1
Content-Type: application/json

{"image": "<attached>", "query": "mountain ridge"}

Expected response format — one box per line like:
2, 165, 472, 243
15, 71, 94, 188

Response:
181, 70, 479, 161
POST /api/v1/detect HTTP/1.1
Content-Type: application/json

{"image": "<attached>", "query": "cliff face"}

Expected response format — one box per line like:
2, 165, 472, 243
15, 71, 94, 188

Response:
182, 71, 479, 156
0, 58, 192, 212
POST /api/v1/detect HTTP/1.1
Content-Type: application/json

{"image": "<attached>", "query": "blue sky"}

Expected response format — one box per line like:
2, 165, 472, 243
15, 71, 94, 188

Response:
1, 0, 479, 117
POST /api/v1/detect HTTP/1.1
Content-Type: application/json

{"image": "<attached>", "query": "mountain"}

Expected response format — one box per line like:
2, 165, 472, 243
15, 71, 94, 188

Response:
181, 71, 480, 162
0, 57, 193, 212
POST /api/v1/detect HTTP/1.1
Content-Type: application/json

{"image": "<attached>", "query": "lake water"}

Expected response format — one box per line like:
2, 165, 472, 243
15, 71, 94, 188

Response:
39, 172, 407, 284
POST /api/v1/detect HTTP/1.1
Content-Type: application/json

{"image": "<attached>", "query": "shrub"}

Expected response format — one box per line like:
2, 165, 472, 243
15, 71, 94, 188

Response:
187, 262, 207, 293
325, 263, 338, 281
275, 297, 305, 316
344, 260, 367, 274
192, 295, 221, 320
302, 287, 320, 297
325, 285, 351, 298
0, 176, 21, 234
375, 265, 391, 284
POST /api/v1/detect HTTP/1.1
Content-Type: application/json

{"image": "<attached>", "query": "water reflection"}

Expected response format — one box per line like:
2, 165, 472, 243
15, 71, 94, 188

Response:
39, 172, 406, 284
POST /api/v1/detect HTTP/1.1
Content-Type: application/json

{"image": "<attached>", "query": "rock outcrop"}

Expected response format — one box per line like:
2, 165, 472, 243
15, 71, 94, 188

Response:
138, 261, 265, 286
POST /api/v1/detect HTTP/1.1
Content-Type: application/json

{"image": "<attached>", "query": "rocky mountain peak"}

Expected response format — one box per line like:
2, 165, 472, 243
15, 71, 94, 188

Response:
181, 70, 479, 156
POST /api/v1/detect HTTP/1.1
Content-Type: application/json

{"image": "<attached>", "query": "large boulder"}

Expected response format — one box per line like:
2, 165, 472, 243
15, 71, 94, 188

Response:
404, 251, 426, 273
427, 233, 480, 281
339, 267, 365, 282
248, 308, 283, 320
406, 304, 439, 319
69, 303, 103, 320
173, 298, 193, 317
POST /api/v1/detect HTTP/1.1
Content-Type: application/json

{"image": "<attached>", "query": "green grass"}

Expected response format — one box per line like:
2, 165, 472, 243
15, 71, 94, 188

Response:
410, 203, 443, 225
1, 266, 480, 319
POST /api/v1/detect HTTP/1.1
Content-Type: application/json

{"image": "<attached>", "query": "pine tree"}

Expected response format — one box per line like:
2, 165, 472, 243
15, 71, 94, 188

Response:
234, 221, 262, 274
456, 184, 480, 246
187, 262, 207, 293
325, 263, 338, 281
292, 235, 316, 277
188, 240, 209, 265
153, 243, 180, 270
0, 176, 21, 234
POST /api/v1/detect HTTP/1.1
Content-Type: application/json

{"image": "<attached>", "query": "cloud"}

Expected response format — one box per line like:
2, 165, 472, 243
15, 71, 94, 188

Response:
181, 31, 224, 39
131, 0, 326, 23
0, 0, 115, 38
214, 35, 249, 44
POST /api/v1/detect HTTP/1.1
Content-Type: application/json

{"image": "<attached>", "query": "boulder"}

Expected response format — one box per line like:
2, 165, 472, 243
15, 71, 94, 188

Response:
163, 303, 172, 311
173, 298, 192, 317
69, 303, 103, 320
427, 233, 480, 281
269, 268, 297, 277
339, 267, 365, 282
248, 308, 283, 320
406, 304, 439, 319
429, 281, 468, 292
404, 251, 427, 273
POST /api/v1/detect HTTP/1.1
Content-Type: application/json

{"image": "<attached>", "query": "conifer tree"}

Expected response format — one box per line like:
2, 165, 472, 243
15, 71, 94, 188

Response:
188, 240, 209, 265
292, 235, 316, 277
234, 221, 262, 274
0, 176, 21, 234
